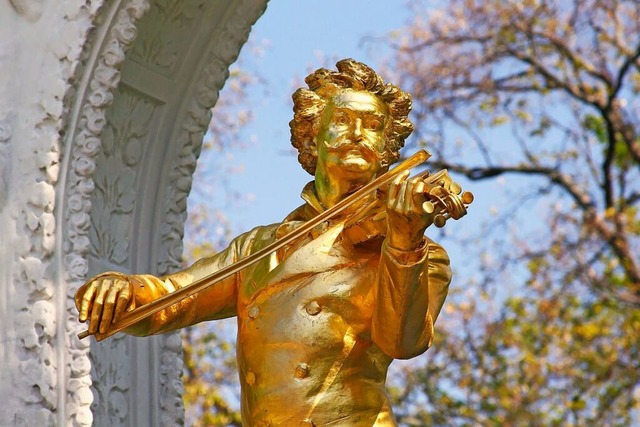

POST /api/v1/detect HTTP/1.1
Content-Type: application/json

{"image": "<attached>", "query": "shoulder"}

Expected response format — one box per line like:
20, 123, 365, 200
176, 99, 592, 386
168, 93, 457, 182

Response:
233, 221, 300, 254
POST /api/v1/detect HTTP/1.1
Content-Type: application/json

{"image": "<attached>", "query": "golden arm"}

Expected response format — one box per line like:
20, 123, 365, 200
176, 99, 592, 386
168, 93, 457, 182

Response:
75, 226, 265, 337
371, 238, 451, 359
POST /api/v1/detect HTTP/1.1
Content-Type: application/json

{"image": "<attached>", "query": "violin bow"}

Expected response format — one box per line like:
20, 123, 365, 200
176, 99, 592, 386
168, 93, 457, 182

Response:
78, 149, 432, 341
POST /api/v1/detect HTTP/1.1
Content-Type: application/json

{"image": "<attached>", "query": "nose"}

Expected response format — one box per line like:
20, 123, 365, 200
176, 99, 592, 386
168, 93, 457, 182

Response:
353, 118, 363, 142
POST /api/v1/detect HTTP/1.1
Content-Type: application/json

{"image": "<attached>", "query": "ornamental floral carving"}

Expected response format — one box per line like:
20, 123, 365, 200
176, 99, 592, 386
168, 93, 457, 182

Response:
62, 1, 150, 426
8, 0, 44, 22
129, 0, 207, 77
60, 1, 267, 426
89, 87, 157, 265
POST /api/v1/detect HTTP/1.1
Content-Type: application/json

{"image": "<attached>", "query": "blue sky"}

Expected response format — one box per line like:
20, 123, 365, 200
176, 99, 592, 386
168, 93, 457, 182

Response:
199, 0, 416, 229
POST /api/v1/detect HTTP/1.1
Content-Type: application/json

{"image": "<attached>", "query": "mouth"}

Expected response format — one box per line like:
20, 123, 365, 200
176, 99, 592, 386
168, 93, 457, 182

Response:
342, 152, 369, 164
326, 140, 380, 159
319, 139, 384, 174
336, 148, 379, 173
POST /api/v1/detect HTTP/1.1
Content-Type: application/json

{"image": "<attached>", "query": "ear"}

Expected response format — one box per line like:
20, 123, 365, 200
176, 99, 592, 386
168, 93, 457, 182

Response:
306, 138, 318, 157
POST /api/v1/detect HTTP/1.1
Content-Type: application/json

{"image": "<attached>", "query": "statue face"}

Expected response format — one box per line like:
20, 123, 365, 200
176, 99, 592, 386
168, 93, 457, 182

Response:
314, 90, 389, 182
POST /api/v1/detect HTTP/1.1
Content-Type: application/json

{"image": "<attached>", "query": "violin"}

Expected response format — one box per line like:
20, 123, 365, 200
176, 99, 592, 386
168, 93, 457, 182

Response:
342, 165, 474, 243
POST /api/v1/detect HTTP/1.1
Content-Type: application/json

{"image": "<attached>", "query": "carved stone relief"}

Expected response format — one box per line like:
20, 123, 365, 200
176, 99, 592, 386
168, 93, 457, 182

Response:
88, 85, 161, 425
155, 0, 268, 278
62, 2, 151, 425
8, 0, 44, 22
0, 1, 107, 425
0, 119, 11, 210
89, 334, 131, 425
90, 86, 158, 266
129, 0, 209, 78
1, 0, 267, 424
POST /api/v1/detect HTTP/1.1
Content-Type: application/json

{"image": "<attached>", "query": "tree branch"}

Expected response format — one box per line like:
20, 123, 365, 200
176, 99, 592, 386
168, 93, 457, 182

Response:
430, 161, 640, 295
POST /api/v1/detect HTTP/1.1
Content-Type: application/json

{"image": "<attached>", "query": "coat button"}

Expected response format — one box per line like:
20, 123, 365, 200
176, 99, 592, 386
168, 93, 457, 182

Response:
295, 363, 310, 379
248, 305, 260, 319
246, 371, 256, 385
305, 301, 321, 316
300, 419, 315, 427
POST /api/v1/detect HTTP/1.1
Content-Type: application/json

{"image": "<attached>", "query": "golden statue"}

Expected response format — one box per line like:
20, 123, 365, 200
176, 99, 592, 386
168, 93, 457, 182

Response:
75, 59, 473, 426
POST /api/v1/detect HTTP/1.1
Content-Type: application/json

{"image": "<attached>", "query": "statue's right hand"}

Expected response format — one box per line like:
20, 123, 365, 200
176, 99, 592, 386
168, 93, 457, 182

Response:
75, 273, 134, 335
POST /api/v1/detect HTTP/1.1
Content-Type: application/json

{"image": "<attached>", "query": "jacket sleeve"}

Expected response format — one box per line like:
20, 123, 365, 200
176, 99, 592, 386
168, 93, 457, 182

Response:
371, 237, 452, 359
123, 227, 262, 336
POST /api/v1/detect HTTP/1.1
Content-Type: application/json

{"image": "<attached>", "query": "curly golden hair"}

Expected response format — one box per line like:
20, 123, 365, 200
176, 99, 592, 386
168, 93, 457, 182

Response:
290, 58, 414, 175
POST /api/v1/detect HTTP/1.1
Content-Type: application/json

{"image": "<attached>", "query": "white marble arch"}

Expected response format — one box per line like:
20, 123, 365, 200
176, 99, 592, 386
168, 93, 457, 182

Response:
0, 0, 267, 425
62, 1, 269, 425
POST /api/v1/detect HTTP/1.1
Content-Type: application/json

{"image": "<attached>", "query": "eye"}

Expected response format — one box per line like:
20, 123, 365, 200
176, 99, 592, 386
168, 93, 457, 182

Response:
334, 112, 350, 126
364, 118, 383, 131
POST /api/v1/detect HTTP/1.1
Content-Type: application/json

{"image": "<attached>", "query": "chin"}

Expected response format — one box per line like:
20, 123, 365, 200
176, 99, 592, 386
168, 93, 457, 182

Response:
340, 165, 379, 185
322, 151, 383, 182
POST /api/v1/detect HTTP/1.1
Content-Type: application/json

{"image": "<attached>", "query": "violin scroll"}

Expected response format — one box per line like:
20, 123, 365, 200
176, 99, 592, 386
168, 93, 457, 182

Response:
420, 169, 474, 228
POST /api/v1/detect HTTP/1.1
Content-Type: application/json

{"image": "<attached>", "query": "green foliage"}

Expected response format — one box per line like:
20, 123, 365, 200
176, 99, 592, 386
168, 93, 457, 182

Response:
393, 289, 640, 426
583, 114, 607, 144
382, 0, 640, 424
183, 323, 241, 426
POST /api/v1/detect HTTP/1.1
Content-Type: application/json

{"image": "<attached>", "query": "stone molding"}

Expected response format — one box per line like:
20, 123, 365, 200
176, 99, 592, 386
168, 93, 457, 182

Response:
153, 1, 269, 422
58, 0, 268, 425
0, 1, 106, 425
60, 2, 151, 425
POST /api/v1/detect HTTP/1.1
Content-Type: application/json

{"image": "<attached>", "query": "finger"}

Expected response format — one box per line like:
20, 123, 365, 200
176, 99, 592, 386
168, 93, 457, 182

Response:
397, 178, 408, 213
99, 283, 120, 334
409, 177, 427, 214
89, 281, 110, 334
399, 175, 420, 215
113, 282, 132, 324
388, 170, 410, 208
78, 281, 98, 322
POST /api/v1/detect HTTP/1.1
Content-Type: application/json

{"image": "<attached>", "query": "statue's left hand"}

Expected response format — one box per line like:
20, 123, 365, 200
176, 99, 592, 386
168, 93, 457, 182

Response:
385, 170, 435, 251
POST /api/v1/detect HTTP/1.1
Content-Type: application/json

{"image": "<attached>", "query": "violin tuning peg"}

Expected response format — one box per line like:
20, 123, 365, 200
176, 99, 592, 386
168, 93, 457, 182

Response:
462, 191, 474, 205
434, 214, 447, 228
422, 201, 435, 214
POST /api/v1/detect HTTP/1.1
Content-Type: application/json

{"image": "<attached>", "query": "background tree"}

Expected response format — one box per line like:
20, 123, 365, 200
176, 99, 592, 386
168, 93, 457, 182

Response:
377, 0, 640, 425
